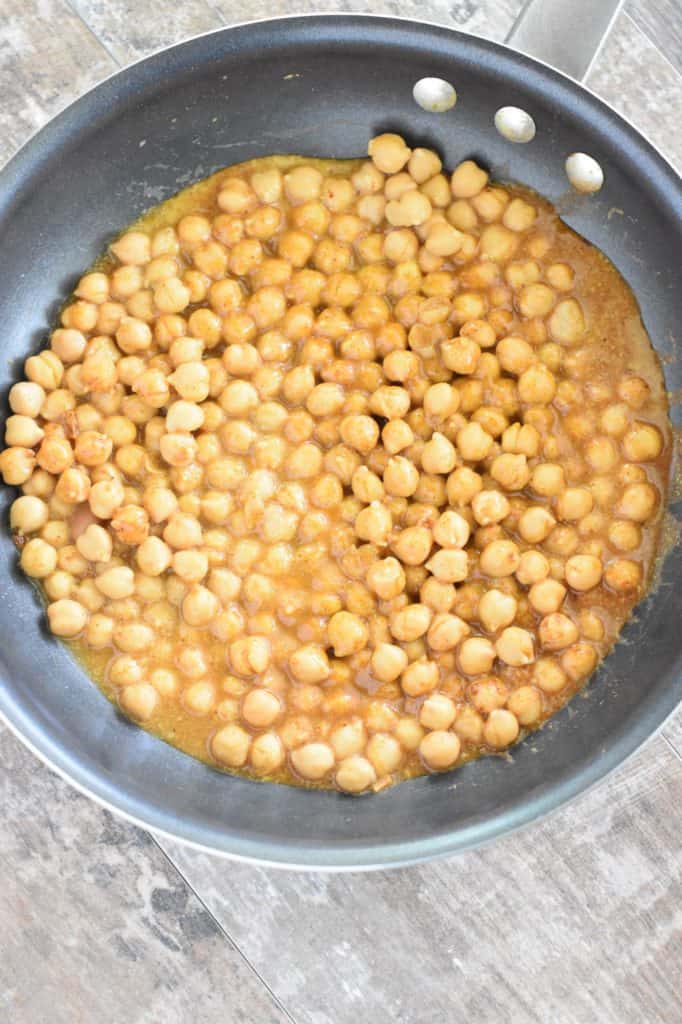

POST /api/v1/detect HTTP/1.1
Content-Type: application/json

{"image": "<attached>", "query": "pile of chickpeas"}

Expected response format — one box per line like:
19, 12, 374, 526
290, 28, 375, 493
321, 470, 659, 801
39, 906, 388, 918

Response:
1, 133, 668, 794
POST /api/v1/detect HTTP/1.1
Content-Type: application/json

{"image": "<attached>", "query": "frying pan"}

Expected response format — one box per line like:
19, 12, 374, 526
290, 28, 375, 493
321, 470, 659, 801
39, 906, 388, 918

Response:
0, 4, 680, 870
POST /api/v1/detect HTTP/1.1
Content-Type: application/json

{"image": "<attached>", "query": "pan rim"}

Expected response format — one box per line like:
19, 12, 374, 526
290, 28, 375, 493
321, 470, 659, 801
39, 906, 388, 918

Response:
0, 13, 680, 869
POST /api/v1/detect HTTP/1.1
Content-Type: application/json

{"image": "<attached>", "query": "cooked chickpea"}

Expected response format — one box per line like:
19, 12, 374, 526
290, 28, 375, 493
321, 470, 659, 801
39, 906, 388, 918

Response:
478, 589, 517, 632
419, 730, 461, 770
47, 598, 88, 637
328, 610, 368, 657
289, 645, 330, 684
21, 538, 58, 578
291, 741, 335, 781
495, 626, 534, 667
10, 495, 49, 533
484, 708, 519, 748
458, 637, 496, 675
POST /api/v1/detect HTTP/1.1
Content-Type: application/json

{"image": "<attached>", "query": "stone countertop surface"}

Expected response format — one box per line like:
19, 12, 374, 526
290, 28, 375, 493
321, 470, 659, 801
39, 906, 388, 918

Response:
1, 2, 681, 1022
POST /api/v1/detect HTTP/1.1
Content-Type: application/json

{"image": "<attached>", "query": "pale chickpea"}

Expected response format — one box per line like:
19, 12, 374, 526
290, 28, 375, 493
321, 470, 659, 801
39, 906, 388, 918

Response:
432, 510, 470, 549
529, 578, 567, 615
549, 298, 585, 345
454, 421, 491, 462
622, 422, 663, 462
383, 456, 419, 498
368, 133, 411, 174
421, 432, 457, 474
458, 636, 496, 675
336, 756, 376, 794
95, 566, 135, 600
289, 645, 330, 684
212, 724, 251, 767
401, 657, 439, 697
339, 414, 379, 455
615, 482, 658, 522
9, 380, 45, 418
484, 708, 519, 748
518, 506, 556, 544
392, 526, 432, 566
10, 495, 49, 533
490, 453, 530, 491
479, 539, 520, 578
538, 612, 579, 650
290, 741, 335, 781
20, 538, 57, 578
495, 626, 534, 667
419, 730, 461, 771
47, 598, 88, 637
426, 612, 470, 652
250, 732, 285, 775
425, 548, 468, 583
163, 513, 202, 550
531, 463, 565, 498
76, 524, 113, 564
371, 643, 408, 683
328, 610, 368, 657
564, 554, 603, 591
608, 520, 641, 552
478, 589, 517, 632
366, 732, 403, 776
390, 603, 432, 642
366, 557, 406, 601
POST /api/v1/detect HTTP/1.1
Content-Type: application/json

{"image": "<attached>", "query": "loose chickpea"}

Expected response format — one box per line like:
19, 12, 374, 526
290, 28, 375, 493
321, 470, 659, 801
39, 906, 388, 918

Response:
289, 645, 330, 684
368, 642, 406, 684
46, 598, 88, 637
327, 610, 368, 657
390, 603, 432, 642
20, 538, 58, 578
495, 626, 535, 666
564, 554, 603, 592
401, 657, 439, 696
76, 524, 113, 564
615, 482, 658, 522
458, 636, 496, 675
426, 612, 470, 652
336, 756, 376, 794
479, 539, 520, 578
518, 506, 556, 544
478, 589, 517, 632
538, 612, 579, 651
425, 548, 468, 583
604, 558, 642, 593
391, 526, 432, 566
490, 453, 530, 491
622, 422, 663, 462
421, 432, 457, 475
95, 566, 135, 600
212, 724, 251, 767
528, 578, 566, 615
10, 495, 49, 533
419, 730, 461, 771
484, 708, 519, 748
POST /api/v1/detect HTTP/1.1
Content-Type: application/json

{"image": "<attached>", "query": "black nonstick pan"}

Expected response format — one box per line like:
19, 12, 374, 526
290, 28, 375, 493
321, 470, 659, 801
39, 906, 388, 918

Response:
0, 10, 680, 869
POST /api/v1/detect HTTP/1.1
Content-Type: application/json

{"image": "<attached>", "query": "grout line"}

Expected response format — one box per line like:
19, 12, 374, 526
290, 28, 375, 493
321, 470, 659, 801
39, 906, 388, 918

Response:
661, 731, 682, 763
150, 834, 300, 1024
63, 0, 122, 68
621, 10, 682, 80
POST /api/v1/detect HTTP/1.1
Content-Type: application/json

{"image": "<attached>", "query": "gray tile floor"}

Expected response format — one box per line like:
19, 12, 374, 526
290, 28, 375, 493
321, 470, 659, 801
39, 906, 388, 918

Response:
1, 3, 681, 1022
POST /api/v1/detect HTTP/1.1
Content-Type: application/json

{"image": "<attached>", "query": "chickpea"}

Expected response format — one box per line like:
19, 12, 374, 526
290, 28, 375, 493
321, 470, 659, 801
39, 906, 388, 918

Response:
289, 645, 330, 684
212, 724, 251, 767
76, 524, 113, 563
495, 626, 534, 666
401, 657, 439, 697
549, 298, 585, 345
484, 708, 519, 748
328, 610, 368, 657
490, 453, 530, 492
370, 643, 408, 683
10, 495, 49, 533
478, 589, 517, 632
518, 506, 556, 544
336, 756, 377, 794
419, 730, 461, 770
604, 558, 642, 593
622, 422, 663, 462
458, 636, 496, 675
391, 526, 432, 566
20, 538, 57, 578
291, 741, 335, 781
47, 598, 88, 637
95, 566, 135, 600
421, 432, 457, 475
425, 548, 468, 583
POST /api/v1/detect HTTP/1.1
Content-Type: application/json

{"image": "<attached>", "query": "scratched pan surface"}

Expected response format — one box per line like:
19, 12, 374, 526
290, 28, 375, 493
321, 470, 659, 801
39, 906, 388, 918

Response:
0, 16, 680, 869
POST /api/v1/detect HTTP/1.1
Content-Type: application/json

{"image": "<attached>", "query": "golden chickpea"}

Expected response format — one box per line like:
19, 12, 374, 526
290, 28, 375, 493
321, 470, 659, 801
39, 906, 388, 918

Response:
75, 524, 113, 564
10, 495, 48, 533
401, 657, 439, 697
9, 381, 45, 418
46, 598, 88, 637
366, 732, 403, 776
421, 432, 457, 475
490, 452, 530, 492
371, 643, 408, 683
336, 756, 376, 794
604, 558, 642, 593
564, 554, 603, 592
478, 589, 517, 632
247, 732, 284, 775
549, 298, 585, 345
390, 603, 432, 642
212, 724, 251, 767
607, 520, 641, 552
367, 133, 411, 174
419, 730, 461, 771
518, 506, 556, 544
425, 548, 468, 584
615, 482, 658, 522
455, 422, 493, 464
328, 610, 368, 657
484, 708, 519, 748
426, 612, 470, 652
366, 557, 406, 601
20, 538, 57, 578
622, 422, 663, 462
289, 645, 330, 684
495, 626, 534, 667
479, 539, 519, 578
95, 566, 135, 600
458, 636, 496, 675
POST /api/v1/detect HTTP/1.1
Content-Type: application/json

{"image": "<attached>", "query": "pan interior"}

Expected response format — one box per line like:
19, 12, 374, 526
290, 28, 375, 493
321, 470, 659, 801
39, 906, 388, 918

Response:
0, 16, 680, 867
